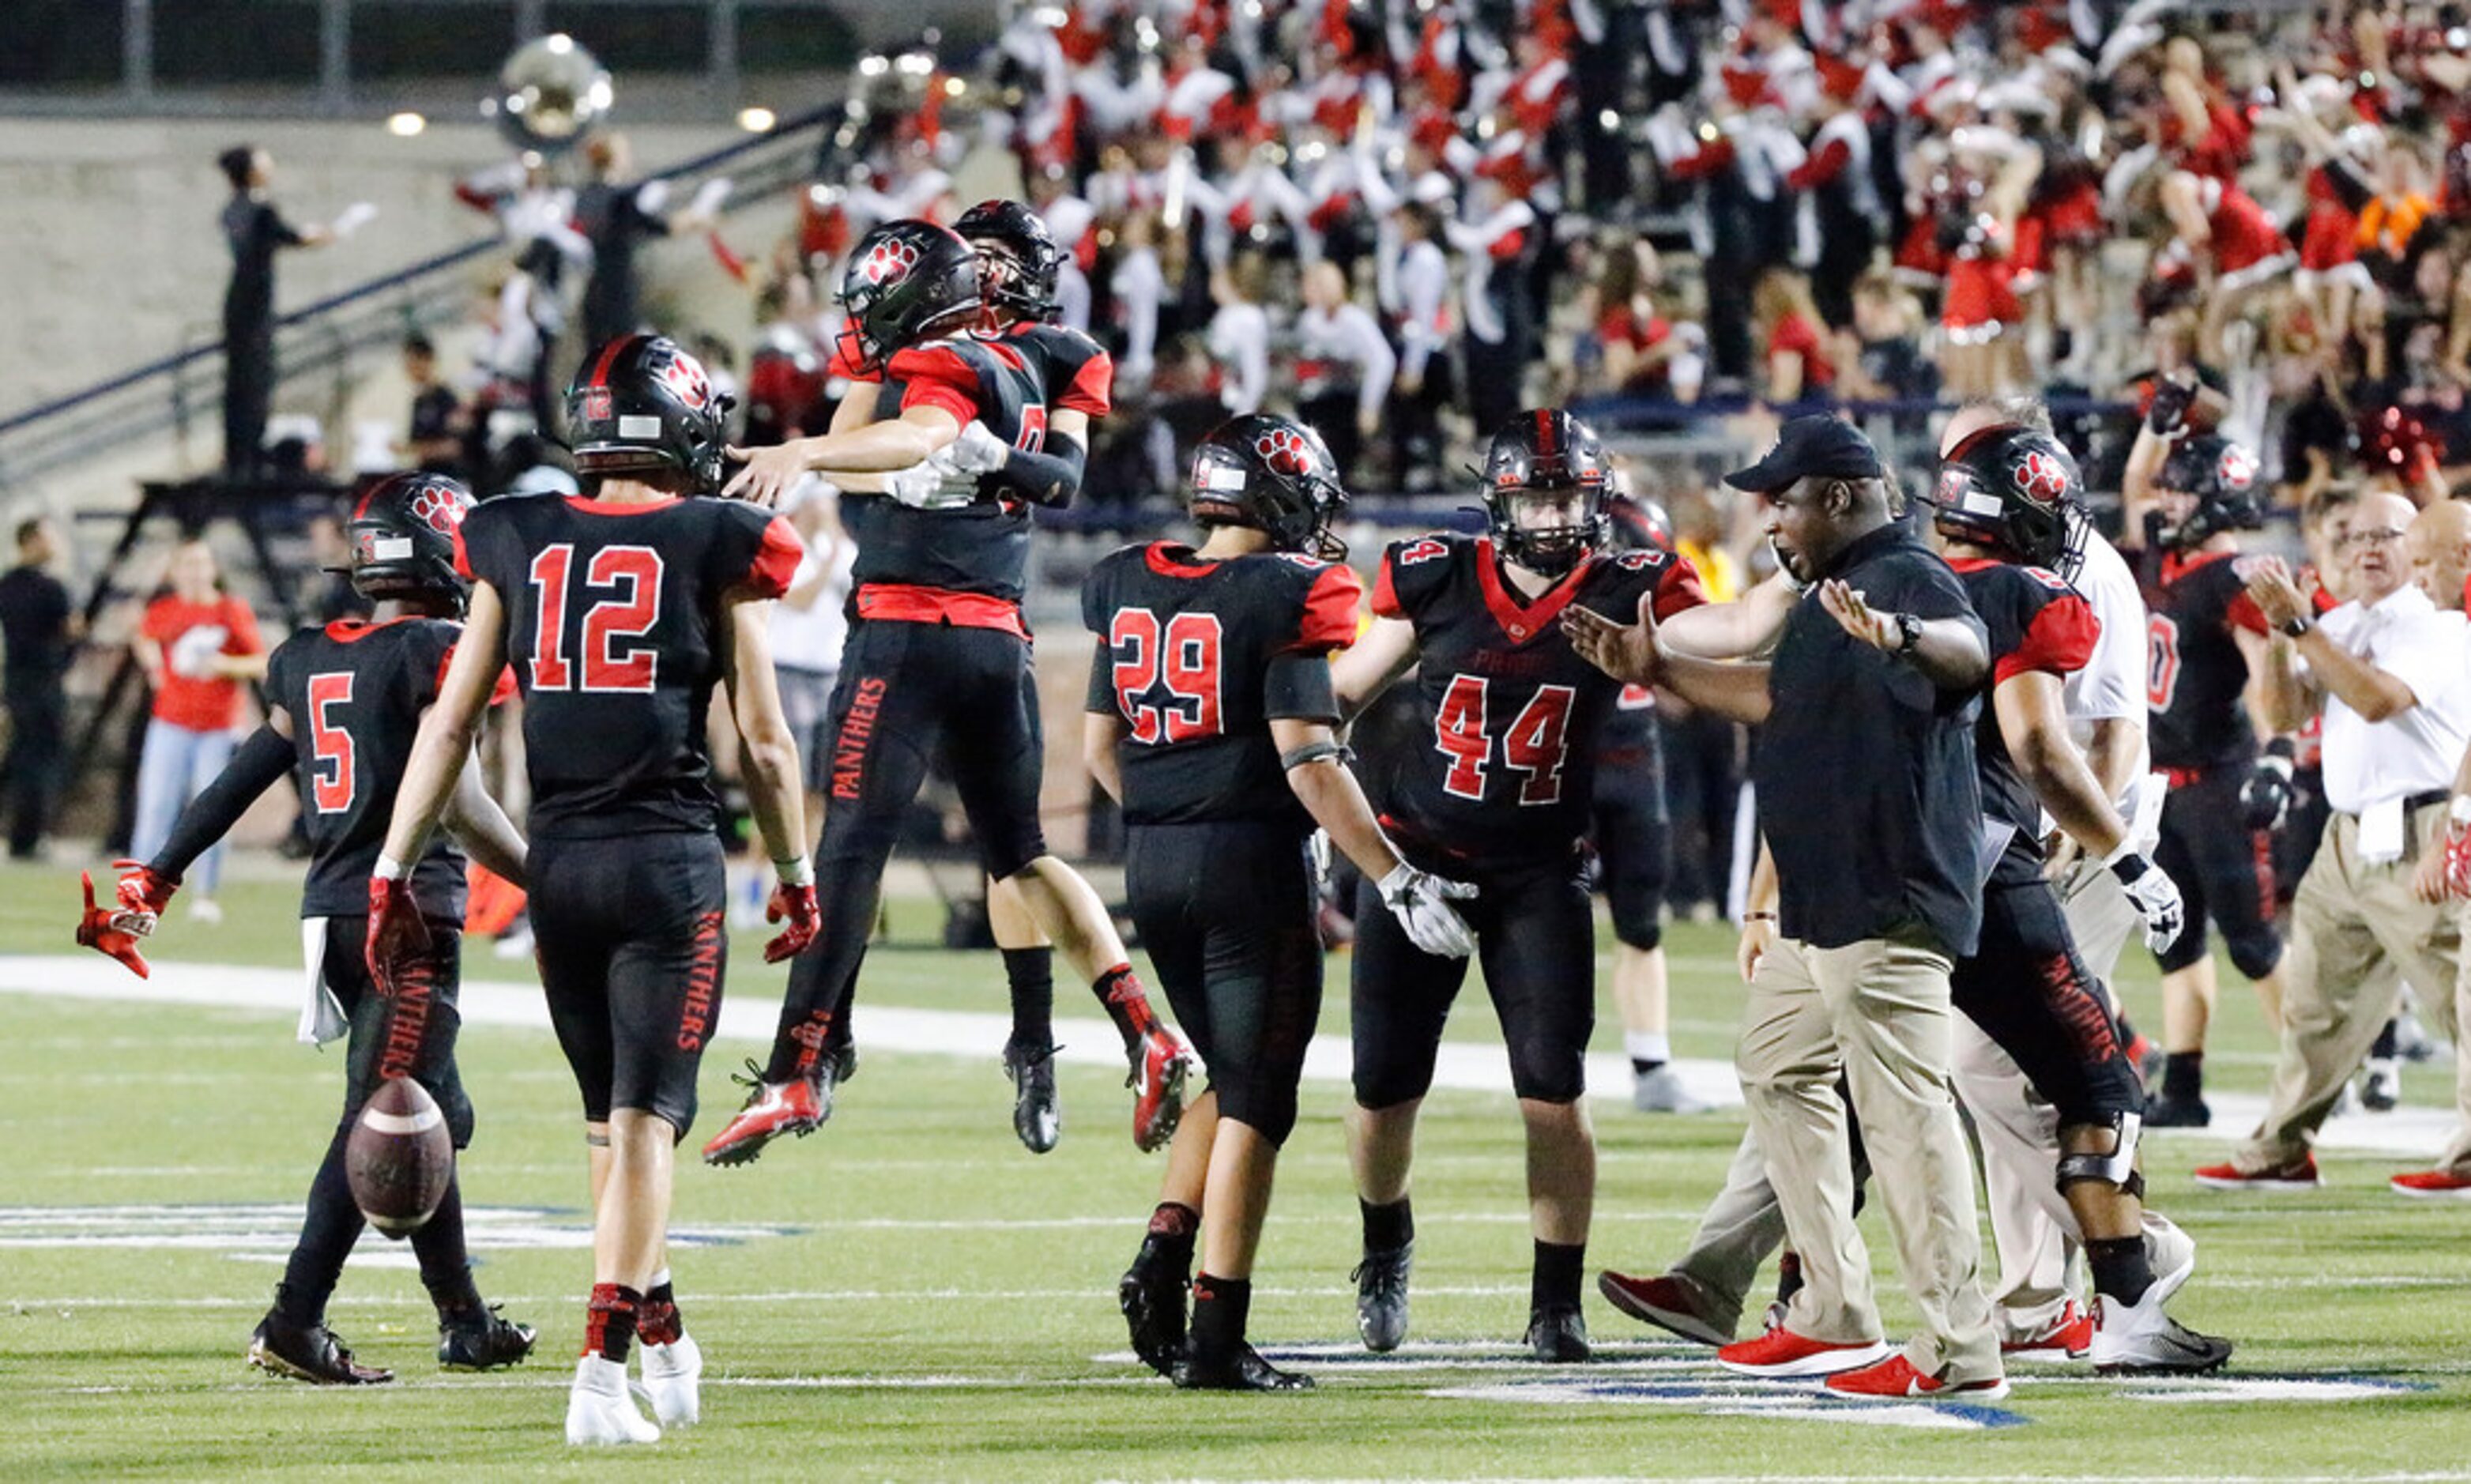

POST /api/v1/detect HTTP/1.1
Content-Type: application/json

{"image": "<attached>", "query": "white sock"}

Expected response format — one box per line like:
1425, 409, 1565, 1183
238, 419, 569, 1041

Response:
1626, 1033, 1671, 1066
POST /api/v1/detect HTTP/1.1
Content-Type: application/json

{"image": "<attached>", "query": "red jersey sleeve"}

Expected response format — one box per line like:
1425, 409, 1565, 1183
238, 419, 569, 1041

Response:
1996, 590, 2100, 683
744, 514, 802, 599
1060, 347, 1114, 417
436, 644, 519, 708
1294, 563, 1364, 652
1371, 552, 1406, 620
888, 345, 982, 425
2224, 588, 2271, 637
1650, 552, 1709, 622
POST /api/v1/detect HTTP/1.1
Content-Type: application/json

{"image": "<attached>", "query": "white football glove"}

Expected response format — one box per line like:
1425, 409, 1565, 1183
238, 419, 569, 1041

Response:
882, 450, 981, 510
1377, 863, 1478, 959
947, 419, 1012, 476
2109, 851, 2185, 954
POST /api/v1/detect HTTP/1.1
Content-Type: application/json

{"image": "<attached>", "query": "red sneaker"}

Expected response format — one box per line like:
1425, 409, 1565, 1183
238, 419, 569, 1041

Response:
2002, 1301, 2092, 1362
700, 1068, 827, 1167
2390, 1169, 2471, 1200
1716, 1326, 1891, 1378
2193, 1154, 2320, 1192
1825, 1353, 2010, 1402
1128, 1024, 1192, 1154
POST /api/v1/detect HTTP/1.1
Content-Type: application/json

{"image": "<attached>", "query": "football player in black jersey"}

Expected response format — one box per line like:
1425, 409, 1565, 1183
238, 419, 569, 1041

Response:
370, 335, 817, 1444
2120, 392, 2295, 1127
1330, 409, 1708, 1362
710, 219, 1192, 1166
1093, 415, 1475, 1392
84, 473, 536, 1386
1929, 427, 2230, 1373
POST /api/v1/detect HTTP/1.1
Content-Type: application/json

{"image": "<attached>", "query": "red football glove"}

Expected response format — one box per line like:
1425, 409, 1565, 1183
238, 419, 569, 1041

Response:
366, 876, 433, 992
2446, 821, 2471, 901
76, 871, 153, 979
763, 872, 821, 964
113, 857, 180, 918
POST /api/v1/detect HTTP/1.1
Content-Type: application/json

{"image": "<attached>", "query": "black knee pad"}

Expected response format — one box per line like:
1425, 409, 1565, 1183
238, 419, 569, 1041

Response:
2224, 929, 2284, 982
1606, 878, 1663, 951
1215, 1077, 1301, 1150
2153, 920, 2212, 974
1506, 1038, 1587, 1105
1352, 1065, 1437, 1113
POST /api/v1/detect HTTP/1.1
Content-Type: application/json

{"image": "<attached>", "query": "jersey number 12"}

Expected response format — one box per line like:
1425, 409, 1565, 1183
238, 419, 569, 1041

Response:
528, 544, 665, 694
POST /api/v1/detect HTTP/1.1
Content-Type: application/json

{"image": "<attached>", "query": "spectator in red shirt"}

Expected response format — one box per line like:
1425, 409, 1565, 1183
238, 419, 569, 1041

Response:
129, 540, 267, 921
1754, 268, 1836, 405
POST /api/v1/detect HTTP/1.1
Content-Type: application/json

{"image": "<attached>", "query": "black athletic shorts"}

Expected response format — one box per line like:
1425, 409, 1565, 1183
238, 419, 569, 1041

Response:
1591, 759, 1671, 952
1351, 842, 1595, 1108
1953, 879, 2145, 1128
2153, 766, 2283, 979
530, 830, 728, 1135
1125, 820, 1323, 1147
322, 912, 473, 1148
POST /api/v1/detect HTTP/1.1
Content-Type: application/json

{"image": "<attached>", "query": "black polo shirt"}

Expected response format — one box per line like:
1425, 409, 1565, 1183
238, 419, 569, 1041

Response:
1755, 522, 1988, 958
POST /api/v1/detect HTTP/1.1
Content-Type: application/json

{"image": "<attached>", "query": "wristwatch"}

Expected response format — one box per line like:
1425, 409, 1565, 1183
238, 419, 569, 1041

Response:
2281, 614, 2314, 639
1893, 612, 1923, 656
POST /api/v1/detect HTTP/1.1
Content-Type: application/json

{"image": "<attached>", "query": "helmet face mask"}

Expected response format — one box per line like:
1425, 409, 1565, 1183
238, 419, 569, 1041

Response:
1481, 410, 1610, 578
567, 334, 733, 494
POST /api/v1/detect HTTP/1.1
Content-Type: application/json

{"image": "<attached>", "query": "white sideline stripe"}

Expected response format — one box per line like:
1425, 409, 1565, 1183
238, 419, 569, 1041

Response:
2, 954, 2455, 1158
359, 1107, 440, 1136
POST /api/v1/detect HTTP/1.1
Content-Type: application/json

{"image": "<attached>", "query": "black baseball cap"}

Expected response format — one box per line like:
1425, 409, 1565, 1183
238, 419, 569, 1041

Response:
1723, 415, 1885, 493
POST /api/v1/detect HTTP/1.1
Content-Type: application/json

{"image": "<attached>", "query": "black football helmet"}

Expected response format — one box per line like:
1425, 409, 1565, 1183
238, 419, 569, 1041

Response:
2154, 432, 2263, 549
1481, 409, 1611, 577
836, 219, 982, 375
1604, 490, 1674, 554
955, 198, 1063, 321
567, 333, 732, 493
1188, 414, 1350, 559
344, 473, 473, 609
1930, 425, 2082, 571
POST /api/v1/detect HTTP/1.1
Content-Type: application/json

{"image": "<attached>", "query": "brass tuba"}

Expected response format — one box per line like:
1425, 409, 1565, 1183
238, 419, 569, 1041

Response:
487, 33, 612, 154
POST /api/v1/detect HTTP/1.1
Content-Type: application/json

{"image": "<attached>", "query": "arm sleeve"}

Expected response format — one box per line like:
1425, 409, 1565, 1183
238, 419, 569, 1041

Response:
1000, 436, 1088, 509
741, 513, 803, 597
1292, 563, 1365, 651
1996, 589, 2101, 684
1263, 650, 1341, 721
1370, 548, 1409, 620
148, 724, 296, 881
1085, 641, 1117, 714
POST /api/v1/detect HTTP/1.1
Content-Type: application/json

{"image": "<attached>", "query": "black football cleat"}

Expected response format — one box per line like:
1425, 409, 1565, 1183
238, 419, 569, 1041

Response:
1003, 1038, 1061, 1154
438, 1305, 538, 1371
2144, 1094, 2211, 1129
248, 1313, 393, 1384
1351, 1241, 1413, 1353
1526, 1304, 1592, 1363
1119, 1260, 1188, 1377
1173, 1343, 1315, 1392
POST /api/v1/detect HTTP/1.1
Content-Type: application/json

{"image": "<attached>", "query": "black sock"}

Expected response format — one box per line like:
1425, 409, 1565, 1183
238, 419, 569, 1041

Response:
1188, 1273, 1251, 1360
278, 1123, 367, 1326
2372, 1019, 2399, 1059
1531, 1240, 1585, 1312
1138, 1202, 1198, 1275
412, 1178, 484, 1322
1360, 1196, 1414, 1254
2088, 1236, 2156, 1306
1093, 963, 1155, 1054
585, 1283, 642, 1365
2162, 1052, 2205, 1102
1003, 947, 1055, 1050
640, 1273, 682, 1347
1776, 1250, 1804, 1306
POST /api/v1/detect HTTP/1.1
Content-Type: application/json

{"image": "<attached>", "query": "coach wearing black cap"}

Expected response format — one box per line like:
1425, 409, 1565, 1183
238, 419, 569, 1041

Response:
1566, 414, 2007, 1399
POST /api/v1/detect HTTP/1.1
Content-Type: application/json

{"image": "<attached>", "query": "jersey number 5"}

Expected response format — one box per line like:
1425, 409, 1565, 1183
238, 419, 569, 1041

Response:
1111, 608, 1222, 743
306, 672, 354, 814
1434, 676, 1576, 805
529, 544, 665, 694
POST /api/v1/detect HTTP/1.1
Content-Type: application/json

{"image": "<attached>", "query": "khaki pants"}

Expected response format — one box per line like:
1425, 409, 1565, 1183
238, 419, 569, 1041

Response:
1737, 934, 2000, 1382
2237, 804, 2471, 1173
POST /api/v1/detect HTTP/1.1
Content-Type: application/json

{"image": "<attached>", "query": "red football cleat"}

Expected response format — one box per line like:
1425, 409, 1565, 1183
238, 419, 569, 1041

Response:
1825, 1352, 2010, 1402
700, 1070, 827, 1166
1716, 1326, 1891, 1378
2390, 1169, 2471, 1200
1596, 1269, 1735, 1347
2193, 1154, 2320, 1192
2002, 1301, 2093, 1362
1128, 1023, 1192, 1154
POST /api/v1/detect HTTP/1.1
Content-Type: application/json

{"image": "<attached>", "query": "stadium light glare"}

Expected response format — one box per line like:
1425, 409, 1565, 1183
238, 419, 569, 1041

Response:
386, 112, 427, 137
738, 107, 777, 133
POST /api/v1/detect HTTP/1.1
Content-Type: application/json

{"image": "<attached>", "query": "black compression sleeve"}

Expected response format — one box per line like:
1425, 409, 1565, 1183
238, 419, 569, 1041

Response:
1263, 652, 1339, 721
149, 725, 296, 881
1002, 436, 1088, 508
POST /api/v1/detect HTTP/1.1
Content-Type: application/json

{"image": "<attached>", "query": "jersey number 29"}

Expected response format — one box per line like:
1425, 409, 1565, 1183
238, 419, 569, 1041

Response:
1111, 608, 1222, 743
1434, 675, 1574, 805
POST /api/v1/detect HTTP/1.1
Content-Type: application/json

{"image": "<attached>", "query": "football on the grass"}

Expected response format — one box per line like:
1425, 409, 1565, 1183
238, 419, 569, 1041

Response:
346, 1076, 453, 1238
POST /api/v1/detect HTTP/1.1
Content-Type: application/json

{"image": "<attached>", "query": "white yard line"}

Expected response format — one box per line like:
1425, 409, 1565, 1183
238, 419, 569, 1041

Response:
0, 954, 2454, 1158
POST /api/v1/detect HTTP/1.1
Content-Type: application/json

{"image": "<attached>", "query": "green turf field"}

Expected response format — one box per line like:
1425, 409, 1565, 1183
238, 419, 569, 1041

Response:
3, 853, 2468, 1481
